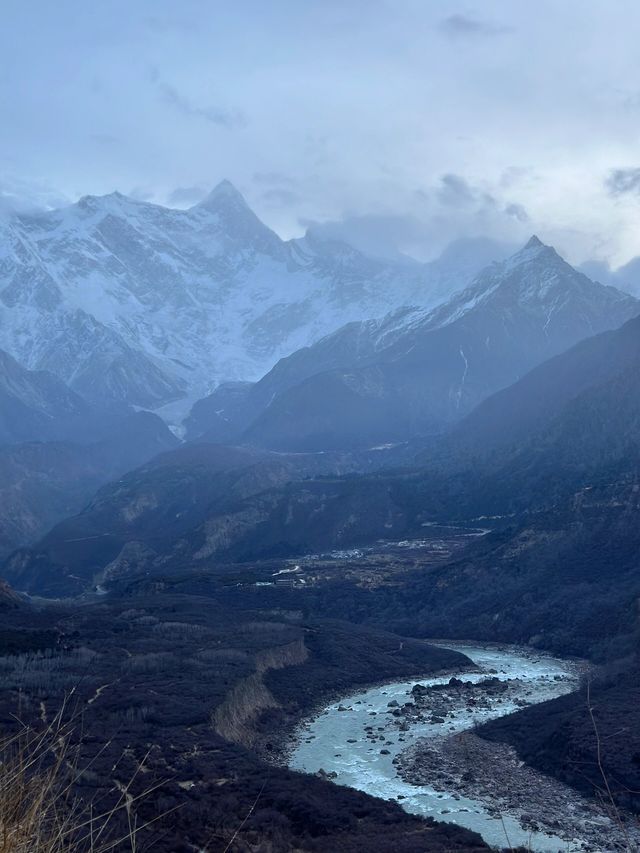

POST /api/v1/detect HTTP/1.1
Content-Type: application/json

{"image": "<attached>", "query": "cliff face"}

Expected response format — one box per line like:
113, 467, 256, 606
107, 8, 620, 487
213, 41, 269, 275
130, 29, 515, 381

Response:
212, 638, 308, 746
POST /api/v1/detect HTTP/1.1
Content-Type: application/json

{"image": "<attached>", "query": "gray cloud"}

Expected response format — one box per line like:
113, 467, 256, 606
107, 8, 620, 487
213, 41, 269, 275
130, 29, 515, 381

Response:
0, 192, 42, 217
0, 176, 68, 216
606, 168, 640, 196
302, 174, 529, 261
302, 212, 429, 260
261, 187, 301, 207
438, 174, 481, 207
253, 171, 302, 211
505, 202, 530, 222
153, 74, 246, 129
129, 186, 155, 202
439, 13, 513, 38
2, 3, 640, 265
168, 185, 208, 206
579, 256, 640, 297
436, 173, 498, 213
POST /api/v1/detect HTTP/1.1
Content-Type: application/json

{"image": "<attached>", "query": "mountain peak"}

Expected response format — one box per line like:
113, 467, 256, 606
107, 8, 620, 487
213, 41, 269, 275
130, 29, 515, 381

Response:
80, 190, 127, 203
194, 180, 249, 212
190, 179, 284, 252
505, 234, 562, 270
74, 190, 140, 215
523, 234, 545, 251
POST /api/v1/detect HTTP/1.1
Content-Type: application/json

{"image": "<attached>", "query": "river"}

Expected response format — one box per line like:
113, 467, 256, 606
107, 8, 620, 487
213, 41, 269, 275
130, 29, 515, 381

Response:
288, 643, 621, 852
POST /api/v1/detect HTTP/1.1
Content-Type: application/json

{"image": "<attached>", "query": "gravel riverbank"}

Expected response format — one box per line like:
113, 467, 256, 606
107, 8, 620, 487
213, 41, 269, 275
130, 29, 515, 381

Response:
396, 722, 640, 852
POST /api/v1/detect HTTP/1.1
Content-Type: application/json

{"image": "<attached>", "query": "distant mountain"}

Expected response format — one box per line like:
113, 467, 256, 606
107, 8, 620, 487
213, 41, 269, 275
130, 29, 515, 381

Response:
76, 300, 640, 590
0, 348, 93, 443
1, 442, 399, 596
12, 285, 640, 597
187, 237, 639, 451
9, 235, 640, 596
134, 322, 640, 655
448, 312, 640, 458
425, 236, 516, 289
0, 411, 178, 558
183, 317, 393, 442
0, 182, 500, 410
580, 255, 640, 298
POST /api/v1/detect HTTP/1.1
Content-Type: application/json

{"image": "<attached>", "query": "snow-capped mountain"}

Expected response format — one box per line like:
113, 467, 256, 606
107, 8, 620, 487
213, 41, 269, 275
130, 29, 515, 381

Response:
419, 235, 634, 341
186, 236, 640, 450
0, 181, 505, 410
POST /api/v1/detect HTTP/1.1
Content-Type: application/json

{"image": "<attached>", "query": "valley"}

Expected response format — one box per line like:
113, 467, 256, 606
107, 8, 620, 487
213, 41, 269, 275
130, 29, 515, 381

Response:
0, 577, 492, 852
5, 508, 638, 850
134, 527, 489, 595
5, 9, 640, 851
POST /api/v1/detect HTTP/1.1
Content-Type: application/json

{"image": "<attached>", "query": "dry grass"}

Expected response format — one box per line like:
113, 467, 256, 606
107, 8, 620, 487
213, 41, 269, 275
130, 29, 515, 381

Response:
0, 697, 169, 853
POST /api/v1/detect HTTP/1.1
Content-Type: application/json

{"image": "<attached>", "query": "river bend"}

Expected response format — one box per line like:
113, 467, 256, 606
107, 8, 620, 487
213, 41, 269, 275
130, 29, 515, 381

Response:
288, 643, 612, 851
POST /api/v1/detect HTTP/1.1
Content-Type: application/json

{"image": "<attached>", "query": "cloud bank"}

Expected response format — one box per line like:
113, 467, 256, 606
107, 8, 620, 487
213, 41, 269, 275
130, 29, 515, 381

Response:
2, 1, 640, 265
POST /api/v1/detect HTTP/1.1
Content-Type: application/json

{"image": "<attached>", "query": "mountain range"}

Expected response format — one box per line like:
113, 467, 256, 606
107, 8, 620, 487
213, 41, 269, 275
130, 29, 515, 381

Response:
10, 294, 640, 597
0, 182, 506, 412
186, 236, 639, 450
4, 219, 640, 592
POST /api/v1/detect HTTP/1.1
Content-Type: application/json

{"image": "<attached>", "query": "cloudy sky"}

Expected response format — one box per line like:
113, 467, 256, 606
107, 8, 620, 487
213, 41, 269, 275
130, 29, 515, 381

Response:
2, 0, 640, 266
